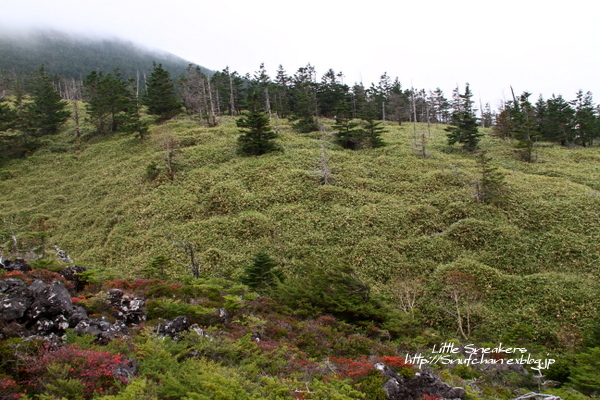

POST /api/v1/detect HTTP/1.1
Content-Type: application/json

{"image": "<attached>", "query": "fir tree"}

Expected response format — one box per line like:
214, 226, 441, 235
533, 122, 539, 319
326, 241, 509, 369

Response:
333, 103, 361, 150
572, 90, 597, 147
27, 65, 70, 137
512, 92, 539, 162
0, 98, 16, 132
474, 151, 506, 204
143, 62, 181, 121
83, 69, 133, 135
240, 252, 284, 293
445, 83, 481, 152
361, 117, 386, 148
236, 98, 281, 156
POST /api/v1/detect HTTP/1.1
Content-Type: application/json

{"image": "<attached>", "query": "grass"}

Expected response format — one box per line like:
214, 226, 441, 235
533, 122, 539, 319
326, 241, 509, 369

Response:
1, 115, 599, 347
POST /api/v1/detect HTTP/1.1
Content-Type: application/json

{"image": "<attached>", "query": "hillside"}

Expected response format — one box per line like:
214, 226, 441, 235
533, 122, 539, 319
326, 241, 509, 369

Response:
0, 29, 210, 81
1, 115, 600, 398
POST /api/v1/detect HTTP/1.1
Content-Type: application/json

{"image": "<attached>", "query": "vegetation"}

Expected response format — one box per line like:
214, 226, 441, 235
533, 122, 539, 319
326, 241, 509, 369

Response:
0, 34, 600, 399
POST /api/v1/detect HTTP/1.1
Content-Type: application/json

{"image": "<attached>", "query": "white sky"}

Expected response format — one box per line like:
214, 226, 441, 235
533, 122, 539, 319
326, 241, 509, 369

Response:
1, 0, 599, 108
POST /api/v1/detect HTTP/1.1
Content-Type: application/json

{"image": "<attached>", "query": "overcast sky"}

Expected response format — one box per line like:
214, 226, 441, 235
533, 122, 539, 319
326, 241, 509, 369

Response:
1, 0, 599, 108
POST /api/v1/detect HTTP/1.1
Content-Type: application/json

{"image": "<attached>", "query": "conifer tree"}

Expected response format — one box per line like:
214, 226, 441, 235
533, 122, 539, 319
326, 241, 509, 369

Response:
512, 92, 539, 162
236, 95, 281, 156
27, 65, 70, 137
445, 83, 481, 152
143, 62, 181, 121
475, 151, 506, 204
333, 102, 361, 150
572, 90, 597, 147
361, 116, 386, 148
0, 98, 16, 132
240, 252, 284, 293
83, 69, 133, 135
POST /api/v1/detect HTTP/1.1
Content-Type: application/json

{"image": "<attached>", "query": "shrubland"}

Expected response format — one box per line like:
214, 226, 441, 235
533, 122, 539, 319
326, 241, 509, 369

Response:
1, 113, 599, 398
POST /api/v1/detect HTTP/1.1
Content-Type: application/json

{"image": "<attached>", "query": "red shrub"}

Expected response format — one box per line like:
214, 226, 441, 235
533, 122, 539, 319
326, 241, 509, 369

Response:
380, 356, 412, 369
23, 345, 133, 398
330, 356, 373, 379
0, 376, 20, 400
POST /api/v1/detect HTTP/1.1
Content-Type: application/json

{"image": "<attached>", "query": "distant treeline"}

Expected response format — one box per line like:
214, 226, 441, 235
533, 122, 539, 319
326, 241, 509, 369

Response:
1, 31, 599, 151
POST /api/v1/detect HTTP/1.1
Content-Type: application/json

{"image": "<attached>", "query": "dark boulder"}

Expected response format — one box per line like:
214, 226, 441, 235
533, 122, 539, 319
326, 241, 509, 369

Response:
73, 317, 129, 344
27, 280, 74, 320
0, 278, 34, 321
59, 265, 88, 292
377, 364, 465, 400
2, 257, 32, 272
156, 316, 191, 338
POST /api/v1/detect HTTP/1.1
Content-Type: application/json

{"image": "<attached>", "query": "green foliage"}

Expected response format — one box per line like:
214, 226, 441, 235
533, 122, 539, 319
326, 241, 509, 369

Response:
567, 347, 600, 396
445, 84, 481, 152
141, 255, 172, 280
146, 298, 215, 323
239, 252, 284, 293
142, 62, 181, 121
27, 65, 71, 137
236, 110, 281, 156
474, 151, 506, 204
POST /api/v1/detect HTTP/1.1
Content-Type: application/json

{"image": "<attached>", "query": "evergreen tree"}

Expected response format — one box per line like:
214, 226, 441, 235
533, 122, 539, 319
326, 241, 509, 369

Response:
445, 83, 481, 152
240, 252, 284, 293
475, 151, 506, 204
512, 92, 539, 162
27, 65, 70, 137
572, 90, 597, 147
361, 116, 386, 148
143, 62, 181, 121
290, 64, 319, 133
333, 102, 362, 150
542, 95, 575, 145
83, 69, 133, 135
0, 98, 16, 132
317, 68, 349, 117
272, 64, 291, 117
236, 98, 281, 156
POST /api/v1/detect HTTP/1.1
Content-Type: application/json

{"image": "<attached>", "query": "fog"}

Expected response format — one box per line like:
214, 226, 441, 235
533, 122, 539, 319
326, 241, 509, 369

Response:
2, 0, 599, 107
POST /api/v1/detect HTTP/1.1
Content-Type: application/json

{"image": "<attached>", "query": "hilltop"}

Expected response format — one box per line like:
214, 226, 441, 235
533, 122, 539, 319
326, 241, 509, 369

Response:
0, 29, 210, 80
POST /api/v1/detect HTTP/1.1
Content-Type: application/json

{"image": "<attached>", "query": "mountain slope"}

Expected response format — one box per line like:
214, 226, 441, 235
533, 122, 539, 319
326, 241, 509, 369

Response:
0, 29, 211, 80
0, 116, 598, 351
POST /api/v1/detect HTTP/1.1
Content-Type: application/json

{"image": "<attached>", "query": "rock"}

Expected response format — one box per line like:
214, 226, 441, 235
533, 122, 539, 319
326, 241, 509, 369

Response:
2, 257, 32, 272
112, 357, 138, 383
214, 307, 229, 324
107, 289, 146, 325
73, 317, 128, 344
0, 278, 34, 321
59, 265, 88, 292
27, 280, 74, 320
378, 365, 465, 400
156, 316, 191, 338
52, 246, 73, 264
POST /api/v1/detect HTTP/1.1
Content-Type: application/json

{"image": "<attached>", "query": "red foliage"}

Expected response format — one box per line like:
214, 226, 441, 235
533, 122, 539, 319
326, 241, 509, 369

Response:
329, 356, 373, 379
0, 377, 20, 400
380, 356, 412, 370
23, 345, 132, 398
423, 394, 442, 400
1, 269, 72, 290
1, 270, 27, 280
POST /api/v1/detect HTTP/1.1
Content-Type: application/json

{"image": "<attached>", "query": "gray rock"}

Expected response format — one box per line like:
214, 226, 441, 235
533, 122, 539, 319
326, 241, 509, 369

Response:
107, 289, 146, 325
157, 316, 191, 338
0, 278, 34, 321
27, 280, 74, 320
